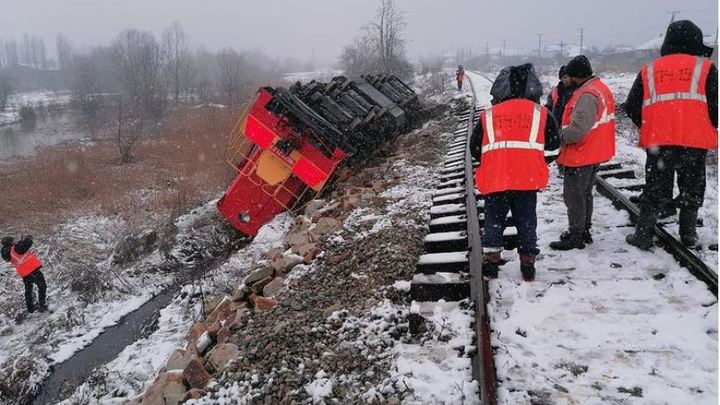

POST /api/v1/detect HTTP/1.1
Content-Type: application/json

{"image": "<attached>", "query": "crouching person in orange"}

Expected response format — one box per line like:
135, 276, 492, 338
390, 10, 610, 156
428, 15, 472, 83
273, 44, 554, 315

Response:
1, 236, 47, 313
470, 64, 560, 281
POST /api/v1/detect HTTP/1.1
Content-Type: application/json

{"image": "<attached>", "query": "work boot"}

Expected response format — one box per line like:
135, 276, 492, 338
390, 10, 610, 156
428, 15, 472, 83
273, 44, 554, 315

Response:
519, 254, 536, 282
549, 232, 585, 250
558, 230, 593, 244
483, 251, 501, 279
626, 210, 657, 250
679, 208, 699, 248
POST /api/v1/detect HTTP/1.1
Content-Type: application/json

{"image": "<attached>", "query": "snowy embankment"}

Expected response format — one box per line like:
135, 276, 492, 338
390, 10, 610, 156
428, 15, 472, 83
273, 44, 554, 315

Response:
0, 200, 235, 403
488, 71, 718, 404
54, 72, 469, 403
0, 91, 72, 125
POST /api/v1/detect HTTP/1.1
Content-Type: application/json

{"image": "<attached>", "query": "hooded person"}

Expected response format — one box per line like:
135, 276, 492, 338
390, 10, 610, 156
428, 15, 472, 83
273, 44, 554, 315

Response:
469, 63, 560, 281
1, 235, 48, 313
623, 20, 718, 249
549, 55, 616, 250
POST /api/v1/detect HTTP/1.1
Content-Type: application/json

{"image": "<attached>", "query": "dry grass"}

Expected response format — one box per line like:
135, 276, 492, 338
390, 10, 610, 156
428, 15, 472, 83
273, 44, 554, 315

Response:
0, 106, 239, 236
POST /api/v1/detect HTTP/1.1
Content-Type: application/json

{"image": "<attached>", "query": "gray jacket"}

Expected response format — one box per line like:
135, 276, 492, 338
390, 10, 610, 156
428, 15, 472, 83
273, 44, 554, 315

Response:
561, 77, 600, 145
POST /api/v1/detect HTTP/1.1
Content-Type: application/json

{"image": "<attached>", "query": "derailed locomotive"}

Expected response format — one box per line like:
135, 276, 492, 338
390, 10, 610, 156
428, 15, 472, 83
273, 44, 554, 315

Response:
217, 75, 421, 237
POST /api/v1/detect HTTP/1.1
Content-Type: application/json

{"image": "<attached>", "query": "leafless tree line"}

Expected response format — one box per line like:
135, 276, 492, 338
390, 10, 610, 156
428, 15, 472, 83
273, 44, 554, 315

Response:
340, 0, 413, 78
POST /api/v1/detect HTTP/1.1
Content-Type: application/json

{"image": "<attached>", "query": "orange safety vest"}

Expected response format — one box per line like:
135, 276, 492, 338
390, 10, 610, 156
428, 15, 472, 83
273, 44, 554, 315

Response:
457, 72, 464, 81
557, 77, 615, 167
639, 54, 717, 150
550, 86, 559, 110
10, 246, 42, 278
475, 98, 549, 194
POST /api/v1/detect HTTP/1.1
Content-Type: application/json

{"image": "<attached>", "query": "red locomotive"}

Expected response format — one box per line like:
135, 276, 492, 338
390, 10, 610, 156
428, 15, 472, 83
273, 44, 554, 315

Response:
218, 75, 420, 237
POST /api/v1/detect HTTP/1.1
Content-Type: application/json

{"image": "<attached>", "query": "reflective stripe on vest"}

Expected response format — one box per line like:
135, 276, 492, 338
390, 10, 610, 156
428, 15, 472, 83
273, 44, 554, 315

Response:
558, 77, 616, 167
639, 54, 716, 150
482, 104, 545, 153
561, 85, 615, 131
644, 56, 708, 106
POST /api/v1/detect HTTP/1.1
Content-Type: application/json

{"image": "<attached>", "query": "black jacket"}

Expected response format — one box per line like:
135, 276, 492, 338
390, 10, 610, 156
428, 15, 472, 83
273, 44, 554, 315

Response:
469, 104, 560, 164
623, 20, 718, 129
545, 82, 577, 124
1, 236, 33, 262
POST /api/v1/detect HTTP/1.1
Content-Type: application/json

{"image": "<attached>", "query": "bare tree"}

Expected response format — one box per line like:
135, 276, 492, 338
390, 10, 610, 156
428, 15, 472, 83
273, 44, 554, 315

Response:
112, 29, 166, 120
216, 48, 244, 107
36, 37, 47, 70
56, 34, 74, 71
4, 40, 18, 67
340, 34, 379, 77
162, 22, 191, 106
72, 55, 101, 118
367, 0, 406, 73
0, 75, 14, 110
339, 0, 412, 78
112, 29, 166, 163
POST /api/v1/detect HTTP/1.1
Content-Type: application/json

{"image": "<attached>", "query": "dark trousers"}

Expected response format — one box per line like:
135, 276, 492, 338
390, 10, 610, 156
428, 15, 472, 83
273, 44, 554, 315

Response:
640, 146, 707, 212
563, 164, 599, 235
23, 270, 46, 311
483, 191, 540, 256
457, 80, 463, 91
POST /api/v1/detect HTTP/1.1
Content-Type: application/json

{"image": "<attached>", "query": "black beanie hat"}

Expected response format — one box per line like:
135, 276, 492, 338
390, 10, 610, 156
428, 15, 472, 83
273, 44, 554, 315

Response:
565, 55, 593, 78
558, 65, 566, 79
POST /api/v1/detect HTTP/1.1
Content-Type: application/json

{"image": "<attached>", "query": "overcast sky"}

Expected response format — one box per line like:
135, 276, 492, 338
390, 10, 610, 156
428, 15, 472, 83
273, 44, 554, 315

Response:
0, 0, 716, 66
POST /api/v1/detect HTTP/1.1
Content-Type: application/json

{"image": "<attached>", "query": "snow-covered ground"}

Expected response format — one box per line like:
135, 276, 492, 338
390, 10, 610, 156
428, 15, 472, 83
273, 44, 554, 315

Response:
3, 68, 715, 404
283, 69, 343, 83
470, 70, 718, 404
61, 213, 293, 403
0, 91, 72, 125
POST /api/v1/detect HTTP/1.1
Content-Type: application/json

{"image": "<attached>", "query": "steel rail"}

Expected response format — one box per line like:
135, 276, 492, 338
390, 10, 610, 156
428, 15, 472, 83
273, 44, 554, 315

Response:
595, 175, 718, 297
464, 75, 498, 404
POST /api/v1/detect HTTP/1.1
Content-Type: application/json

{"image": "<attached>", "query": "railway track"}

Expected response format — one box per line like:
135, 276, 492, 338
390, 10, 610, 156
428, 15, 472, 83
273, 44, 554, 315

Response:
408, 75, 498, 404
595, 163, 718, 296
407, 72, 717, 404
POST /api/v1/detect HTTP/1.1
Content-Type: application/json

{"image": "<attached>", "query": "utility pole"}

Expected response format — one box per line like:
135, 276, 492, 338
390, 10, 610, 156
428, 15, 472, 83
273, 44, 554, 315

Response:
502, 39, 507, 57
538, 33, 543, 57
579, 28, 584, 54
559, 40, 566, 56
485, 41, 489, 56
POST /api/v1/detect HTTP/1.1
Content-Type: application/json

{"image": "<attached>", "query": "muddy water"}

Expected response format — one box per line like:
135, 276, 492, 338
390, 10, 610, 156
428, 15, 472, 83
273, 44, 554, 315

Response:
32, 227, 248, 405
0, 111, 89, 162
32, 288, 177, 404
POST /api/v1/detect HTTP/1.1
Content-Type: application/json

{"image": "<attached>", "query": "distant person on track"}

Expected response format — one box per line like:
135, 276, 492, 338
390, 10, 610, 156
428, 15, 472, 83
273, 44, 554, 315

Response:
470, 63, 560, 281
1, 235, 47, 313
550, 55, 616, 251
456, 65, 465, 91
623, 20, 718, 249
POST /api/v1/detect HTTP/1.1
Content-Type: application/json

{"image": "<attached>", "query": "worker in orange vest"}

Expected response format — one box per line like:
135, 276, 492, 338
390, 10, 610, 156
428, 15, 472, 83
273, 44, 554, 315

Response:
470, 63, 560, 281
545, 65, 576, 125
1, 236, 47, 313
623, 20, 718, 249
549, 55, 616, 250
456, 65, 465, 91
